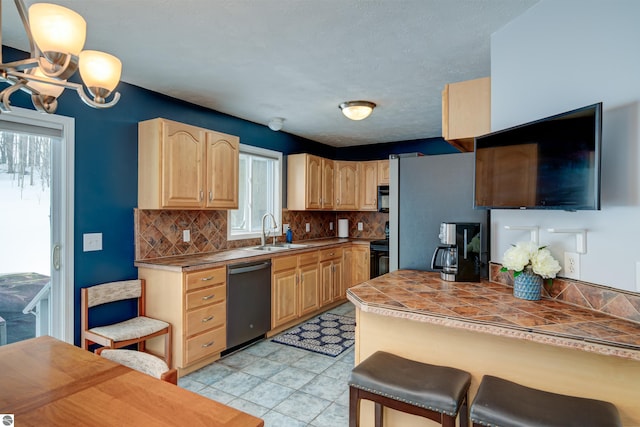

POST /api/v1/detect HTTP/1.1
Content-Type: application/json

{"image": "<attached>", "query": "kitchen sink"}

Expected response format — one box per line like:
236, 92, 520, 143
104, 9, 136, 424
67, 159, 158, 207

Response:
273, 243, 309, 249
244, 243, 309, 252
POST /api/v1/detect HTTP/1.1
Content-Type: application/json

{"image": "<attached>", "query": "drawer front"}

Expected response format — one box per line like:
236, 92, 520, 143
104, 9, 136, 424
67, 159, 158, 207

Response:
320, 248, 342, 262
272, 255, 298, 273
185, 326, 226, 365
185, 303, 226, 336
185, 267, 226, 291
298, 251, 319, 266
185, 283, 226, 310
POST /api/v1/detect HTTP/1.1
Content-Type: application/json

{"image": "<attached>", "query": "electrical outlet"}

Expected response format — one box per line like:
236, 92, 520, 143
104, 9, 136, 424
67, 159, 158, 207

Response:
183, 229, 191, 242
330, 221, 334, 231
282, 223, 290, 234
564, 252, 580, 280
305, 223, 310, 232
358, 222, 363, 231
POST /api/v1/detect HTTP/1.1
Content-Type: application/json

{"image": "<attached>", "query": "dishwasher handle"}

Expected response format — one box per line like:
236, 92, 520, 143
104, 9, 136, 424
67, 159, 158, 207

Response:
228, 260, 272, 275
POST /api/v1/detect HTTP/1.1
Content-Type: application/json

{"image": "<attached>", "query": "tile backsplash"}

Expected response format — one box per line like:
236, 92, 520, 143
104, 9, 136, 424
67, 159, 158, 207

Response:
135, 209, 389, 260
489, 262, 640, 324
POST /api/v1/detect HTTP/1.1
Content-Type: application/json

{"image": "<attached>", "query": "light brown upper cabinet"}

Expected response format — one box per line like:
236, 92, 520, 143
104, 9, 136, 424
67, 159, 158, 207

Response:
321, 158, 335, 210
138, 118, 239, 209
442, 77, 491, 152
288, 153, 334, 210
334, 161, 359, 210
205, 132, 239, 209
377, 160, 390, 185
358, 161, 378, 211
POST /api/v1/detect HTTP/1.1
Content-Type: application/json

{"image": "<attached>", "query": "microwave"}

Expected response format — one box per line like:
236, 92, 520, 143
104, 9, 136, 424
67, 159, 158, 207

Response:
377, 185, 389, 213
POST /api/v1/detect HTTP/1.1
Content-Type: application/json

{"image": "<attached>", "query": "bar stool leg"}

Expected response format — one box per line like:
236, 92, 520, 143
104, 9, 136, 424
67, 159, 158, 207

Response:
460, 394, 469, 427
375, 402, 383, 427
349, 386, 359, 427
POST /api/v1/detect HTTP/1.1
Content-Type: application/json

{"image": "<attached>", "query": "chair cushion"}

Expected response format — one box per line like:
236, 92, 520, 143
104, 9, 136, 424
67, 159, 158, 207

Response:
470, 375, 622, 427
89, 316, 169, 342
348, 351, 471, 416
100, 349, 169, 379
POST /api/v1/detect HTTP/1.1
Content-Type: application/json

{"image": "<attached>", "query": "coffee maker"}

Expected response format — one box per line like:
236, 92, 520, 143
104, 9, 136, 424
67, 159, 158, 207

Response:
431, 222, 481, 282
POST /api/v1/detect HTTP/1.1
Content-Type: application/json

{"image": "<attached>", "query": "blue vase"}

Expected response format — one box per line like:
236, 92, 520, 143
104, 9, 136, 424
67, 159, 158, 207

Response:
513, 268, 542, 300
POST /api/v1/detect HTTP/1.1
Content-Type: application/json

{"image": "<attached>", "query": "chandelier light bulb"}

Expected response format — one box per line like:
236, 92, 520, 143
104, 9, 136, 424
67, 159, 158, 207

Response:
29, 3, 86, 56
79, 50, 122, 94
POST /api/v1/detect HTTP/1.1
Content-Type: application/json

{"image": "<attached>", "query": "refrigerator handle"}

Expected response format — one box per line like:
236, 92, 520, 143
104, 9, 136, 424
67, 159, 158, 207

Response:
463, 229, 468, 259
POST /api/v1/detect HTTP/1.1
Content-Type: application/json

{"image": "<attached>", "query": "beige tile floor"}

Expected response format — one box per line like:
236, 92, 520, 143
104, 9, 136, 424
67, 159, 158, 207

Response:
179, 302, 355, 426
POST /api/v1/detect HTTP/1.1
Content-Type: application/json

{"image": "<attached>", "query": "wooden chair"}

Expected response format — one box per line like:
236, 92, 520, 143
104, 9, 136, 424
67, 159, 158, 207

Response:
95, 347, 178, 385
81, 279, 172, 367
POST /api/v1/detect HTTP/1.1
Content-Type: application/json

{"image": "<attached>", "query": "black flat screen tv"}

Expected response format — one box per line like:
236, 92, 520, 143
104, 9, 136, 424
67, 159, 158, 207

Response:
474, 102, 602, 211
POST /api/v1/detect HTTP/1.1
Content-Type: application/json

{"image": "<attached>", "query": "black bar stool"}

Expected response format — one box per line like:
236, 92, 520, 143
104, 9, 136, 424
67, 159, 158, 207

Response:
470, 375, 622, 427
348, 351, 471, 427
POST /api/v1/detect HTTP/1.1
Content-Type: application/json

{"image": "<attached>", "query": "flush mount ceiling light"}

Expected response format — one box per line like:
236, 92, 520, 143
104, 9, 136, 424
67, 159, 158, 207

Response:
339, 100, 376, 121
268, 117, 285, 131
0, 0, 122, 114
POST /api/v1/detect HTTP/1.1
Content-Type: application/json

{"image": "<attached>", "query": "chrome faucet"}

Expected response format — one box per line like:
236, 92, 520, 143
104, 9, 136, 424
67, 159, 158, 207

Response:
261, 212, 278, 246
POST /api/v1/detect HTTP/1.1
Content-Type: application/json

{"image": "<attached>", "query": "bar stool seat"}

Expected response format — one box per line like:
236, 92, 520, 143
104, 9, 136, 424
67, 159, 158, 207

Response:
470, 375, 622, 427
349, 351, 471, 427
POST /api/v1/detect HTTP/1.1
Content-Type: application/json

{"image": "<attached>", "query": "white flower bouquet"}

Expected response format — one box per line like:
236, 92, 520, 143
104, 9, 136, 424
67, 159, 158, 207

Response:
500, 241, 562, 279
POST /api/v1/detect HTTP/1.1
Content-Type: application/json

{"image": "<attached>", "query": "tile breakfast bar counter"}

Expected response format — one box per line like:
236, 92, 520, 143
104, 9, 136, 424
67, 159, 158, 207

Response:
347, 270, 640, 427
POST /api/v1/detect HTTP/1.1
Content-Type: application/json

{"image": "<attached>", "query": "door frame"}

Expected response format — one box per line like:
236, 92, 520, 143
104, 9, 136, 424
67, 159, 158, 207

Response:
0, 107, 74, 343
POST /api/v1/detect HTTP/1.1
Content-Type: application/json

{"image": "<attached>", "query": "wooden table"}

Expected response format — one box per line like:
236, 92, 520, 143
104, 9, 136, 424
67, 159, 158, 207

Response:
0, 336, 264, 427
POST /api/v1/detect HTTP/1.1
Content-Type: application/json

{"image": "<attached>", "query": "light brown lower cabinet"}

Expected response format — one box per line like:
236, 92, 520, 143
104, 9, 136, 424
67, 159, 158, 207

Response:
352, 245, 370, 286
320, 248, 343, 305
139, 266, 227, 374
271, 251, 320, 329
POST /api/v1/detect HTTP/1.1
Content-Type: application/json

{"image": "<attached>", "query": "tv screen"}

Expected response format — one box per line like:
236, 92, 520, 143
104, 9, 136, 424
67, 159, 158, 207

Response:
474, 103, 602, 210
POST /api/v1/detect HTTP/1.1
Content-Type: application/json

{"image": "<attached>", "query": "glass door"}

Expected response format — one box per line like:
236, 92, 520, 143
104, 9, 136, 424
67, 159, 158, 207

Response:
0, 107, 74, 345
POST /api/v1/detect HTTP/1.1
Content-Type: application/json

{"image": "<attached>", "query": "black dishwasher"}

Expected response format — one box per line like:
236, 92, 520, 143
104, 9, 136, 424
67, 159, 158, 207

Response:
226, 260, 272, 351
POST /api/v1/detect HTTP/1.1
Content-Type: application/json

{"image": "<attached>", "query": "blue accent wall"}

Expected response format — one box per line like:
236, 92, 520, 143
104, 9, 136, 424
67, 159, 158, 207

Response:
2, 46, 454, 344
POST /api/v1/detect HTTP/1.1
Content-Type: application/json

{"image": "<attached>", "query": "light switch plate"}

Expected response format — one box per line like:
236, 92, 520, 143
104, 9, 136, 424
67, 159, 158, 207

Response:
183, 229, 191, 242
358, 222, 363, 231
283, 224, 290, 234
305, 223, 310, 232
330, 222, 334, 231
83, 233, 102, 252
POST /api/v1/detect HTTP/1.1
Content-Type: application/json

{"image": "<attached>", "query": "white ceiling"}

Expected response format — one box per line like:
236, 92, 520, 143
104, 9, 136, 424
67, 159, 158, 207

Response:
1, 0, 538, 147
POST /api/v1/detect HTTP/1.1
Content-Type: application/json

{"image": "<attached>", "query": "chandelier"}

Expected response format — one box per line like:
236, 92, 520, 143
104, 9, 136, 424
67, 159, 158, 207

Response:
0, 0, 122, 114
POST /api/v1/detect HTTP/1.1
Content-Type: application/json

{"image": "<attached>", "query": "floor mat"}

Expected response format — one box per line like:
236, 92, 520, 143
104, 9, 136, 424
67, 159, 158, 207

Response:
271, 312, 355, 357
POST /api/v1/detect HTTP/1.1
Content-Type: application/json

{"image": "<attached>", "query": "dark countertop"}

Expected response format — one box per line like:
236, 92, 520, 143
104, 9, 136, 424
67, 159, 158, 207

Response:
135, 238, 370, 272
347, 269, 640, 361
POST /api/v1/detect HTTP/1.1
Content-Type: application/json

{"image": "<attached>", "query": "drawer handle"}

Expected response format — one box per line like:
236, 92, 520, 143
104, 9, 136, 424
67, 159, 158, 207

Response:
201, 341, 215, 348
202, 294, 215, 300
202, 315, 214, 323
201, 276, 214, 281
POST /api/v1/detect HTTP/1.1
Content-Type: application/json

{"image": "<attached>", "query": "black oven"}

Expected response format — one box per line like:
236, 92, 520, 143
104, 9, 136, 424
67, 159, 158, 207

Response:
370, 221, 390, 278
370, 239, 389, 278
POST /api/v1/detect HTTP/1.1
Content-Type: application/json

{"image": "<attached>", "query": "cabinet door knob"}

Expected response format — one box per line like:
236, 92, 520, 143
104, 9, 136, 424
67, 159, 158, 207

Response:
209, 190, 213, 201
202, 341, 215, 348
202, 294, 216, 300
200, 190, 204, 201
201, 276, 214, 281
202, 315, 214, 323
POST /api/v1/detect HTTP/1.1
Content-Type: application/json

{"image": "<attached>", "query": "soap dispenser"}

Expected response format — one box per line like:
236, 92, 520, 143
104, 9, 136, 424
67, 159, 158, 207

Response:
286, 226, 293, 243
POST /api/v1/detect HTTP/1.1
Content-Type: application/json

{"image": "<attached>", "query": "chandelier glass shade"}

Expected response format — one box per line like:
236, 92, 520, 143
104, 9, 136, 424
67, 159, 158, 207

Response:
0, 0, 122, 114
339, 100, 376, 121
